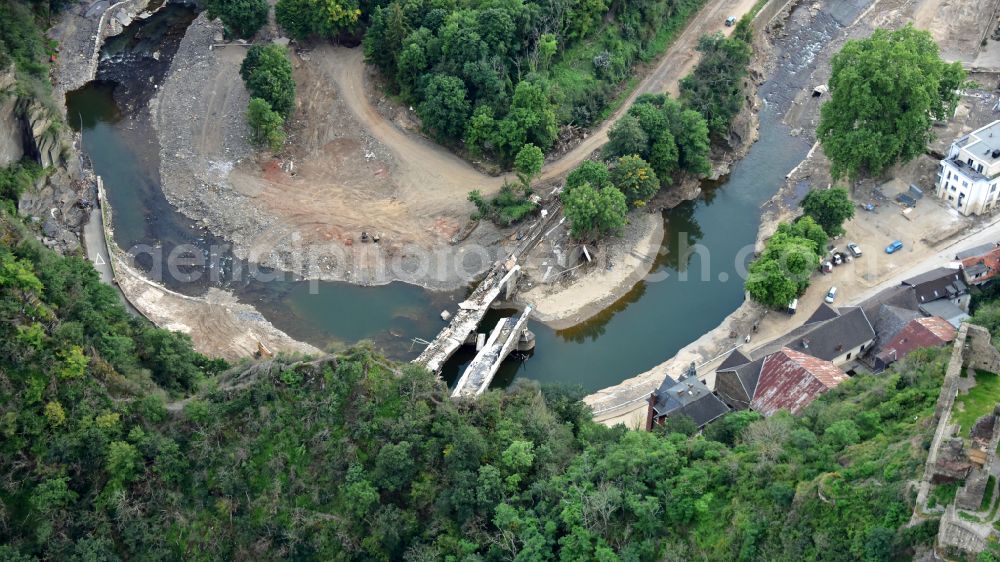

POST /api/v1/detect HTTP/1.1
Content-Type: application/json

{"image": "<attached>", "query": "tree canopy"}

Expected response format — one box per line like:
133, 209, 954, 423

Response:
239, 44, 296, 118
746, 226, 822, 308
605, 95, 711, 185
275, 0, 361, 40
680, 19, 753, 140
205, 0, 269, 39
359, 0, 707, 161
246, 97, 287, 152
562, 180, 628, 240
801, 187, 855, 238
817, 25, 966, 180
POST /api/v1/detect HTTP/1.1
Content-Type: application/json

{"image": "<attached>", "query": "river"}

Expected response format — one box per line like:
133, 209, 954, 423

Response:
66, 0, 869, 391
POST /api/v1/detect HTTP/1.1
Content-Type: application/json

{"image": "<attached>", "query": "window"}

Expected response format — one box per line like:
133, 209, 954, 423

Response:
970, 158, 975, 166
949, 195, 954, 201
948, 170, 952, 179
951, 184, 957, 191
978, 163, 985, 173
993, 183, 998, 193
964, 181, 969, 188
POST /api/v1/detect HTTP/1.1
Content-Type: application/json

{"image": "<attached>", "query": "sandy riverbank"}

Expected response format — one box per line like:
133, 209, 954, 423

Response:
518, 213, 664, 330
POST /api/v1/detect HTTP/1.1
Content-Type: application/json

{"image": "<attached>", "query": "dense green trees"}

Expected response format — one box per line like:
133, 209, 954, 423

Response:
563, 180, 628, 239
361, 0, 707, 160
0, 227, 948, 560
418, 74, 470, 142
746, 222, 824, 308
239, 45, 295, 152
276, 0, 361, 40
605, 94, 711, 185
246, 97, 286, 151
240, 44, 296, 117
680, 19, 753, 140
801, 187, 855, 237
817, 26, 966, 180
205, 0, 269, 39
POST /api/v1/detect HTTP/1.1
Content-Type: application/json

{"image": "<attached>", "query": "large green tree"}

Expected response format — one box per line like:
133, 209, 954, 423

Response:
246, 97, 286, 152
801, 187, 855, 237
611, 155, 659, 206
746, 228, 821, 308
239, 44, 296, 117
817, 25, 966, 180
418, 74, 471, 143
562, 181, 628, 240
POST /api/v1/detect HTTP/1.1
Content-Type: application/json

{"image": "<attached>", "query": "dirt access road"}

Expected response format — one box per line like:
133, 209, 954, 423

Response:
316, 0, 761, 197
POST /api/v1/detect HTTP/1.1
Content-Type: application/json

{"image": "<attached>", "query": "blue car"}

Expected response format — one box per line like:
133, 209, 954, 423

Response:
885, 240, 903, 254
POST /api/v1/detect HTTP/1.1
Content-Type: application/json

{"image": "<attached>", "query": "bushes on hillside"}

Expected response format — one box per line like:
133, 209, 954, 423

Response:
680, 19, 753, 139
361, 0, 707, 161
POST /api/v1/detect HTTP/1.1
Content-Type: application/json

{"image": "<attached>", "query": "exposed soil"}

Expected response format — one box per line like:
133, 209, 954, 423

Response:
154, 0, 761, 291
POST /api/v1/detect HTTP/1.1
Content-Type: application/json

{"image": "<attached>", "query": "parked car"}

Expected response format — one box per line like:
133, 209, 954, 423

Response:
847, 243, 862, 257
825, 287, 837, 304
725, 15, 737, 26
787, 298, 798, 315
885, 240, 904, 254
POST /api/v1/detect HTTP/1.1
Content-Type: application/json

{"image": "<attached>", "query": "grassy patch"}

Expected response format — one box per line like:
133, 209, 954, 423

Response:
953, 370, 1000, 436
749, 0, 770, 19
983, 476, 996, 511
959, 511, 982, 523
928, 481, 961, 509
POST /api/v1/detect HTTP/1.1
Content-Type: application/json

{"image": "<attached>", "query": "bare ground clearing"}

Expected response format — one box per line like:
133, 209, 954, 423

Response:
157, 0, 760, 290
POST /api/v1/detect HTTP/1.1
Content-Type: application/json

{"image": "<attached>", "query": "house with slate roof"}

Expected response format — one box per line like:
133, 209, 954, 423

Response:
902, 267, 970, 311
645, 364, 730, 431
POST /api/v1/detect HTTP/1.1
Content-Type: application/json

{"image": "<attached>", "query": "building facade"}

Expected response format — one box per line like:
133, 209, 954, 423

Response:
937, 120, 1000, 216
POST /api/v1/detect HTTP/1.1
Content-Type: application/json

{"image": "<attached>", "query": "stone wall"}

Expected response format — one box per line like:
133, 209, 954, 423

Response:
752, 0, 800, 34
965, 324, 1000, 374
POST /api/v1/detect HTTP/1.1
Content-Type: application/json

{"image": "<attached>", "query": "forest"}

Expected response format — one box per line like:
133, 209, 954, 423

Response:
0, 206, 949, 559
0, 3, 958, 560
360, 0, 708, 161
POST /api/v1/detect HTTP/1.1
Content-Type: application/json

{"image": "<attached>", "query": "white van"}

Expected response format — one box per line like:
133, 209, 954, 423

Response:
787, 298, 798, 315
825, 287, 837, 304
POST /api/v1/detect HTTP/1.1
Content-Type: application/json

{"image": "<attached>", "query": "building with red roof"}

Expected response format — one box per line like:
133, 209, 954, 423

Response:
873, 316, 958, 371
717, 347, 849, 417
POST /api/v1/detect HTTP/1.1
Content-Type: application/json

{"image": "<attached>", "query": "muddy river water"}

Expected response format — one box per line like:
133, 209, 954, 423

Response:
66, 0, 869, 390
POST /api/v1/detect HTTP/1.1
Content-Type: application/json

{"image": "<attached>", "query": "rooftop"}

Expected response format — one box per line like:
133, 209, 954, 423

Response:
919, 300, 971, 329
956, 243, 999, 260
875, 316, 957, 367
751, 348, 849, 416
964, 120, 1000, 166
902, 267, 967, 304
753, 306, 876, 363
651, 370, 729, 428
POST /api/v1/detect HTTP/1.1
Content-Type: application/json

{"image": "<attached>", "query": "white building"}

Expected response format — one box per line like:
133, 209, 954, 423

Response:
936, 120, 1000, 216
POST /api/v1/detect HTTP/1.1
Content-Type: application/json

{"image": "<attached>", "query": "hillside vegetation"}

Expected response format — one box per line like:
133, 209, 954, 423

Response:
361, 0, 707, 162
0, 207, 948, 558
